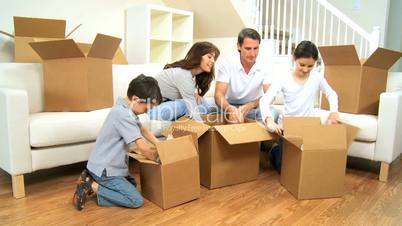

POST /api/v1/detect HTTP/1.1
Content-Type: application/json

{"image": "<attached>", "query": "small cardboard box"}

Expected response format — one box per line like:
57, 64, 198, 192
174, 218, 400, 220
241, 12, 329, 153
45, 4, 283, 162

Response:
0, 16, 80, 63
319, 45, 402, 114
166, 115, 275, 189
30, 33, 121, 111
128, 135, 200, 209
280, 117, 359, 200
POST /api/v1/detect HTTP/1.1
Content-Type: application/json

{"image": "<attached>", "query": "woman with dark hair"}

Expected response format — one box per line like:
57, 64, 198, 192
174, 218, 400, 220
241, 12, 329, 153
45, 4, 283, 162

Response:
148, 41, 220, 121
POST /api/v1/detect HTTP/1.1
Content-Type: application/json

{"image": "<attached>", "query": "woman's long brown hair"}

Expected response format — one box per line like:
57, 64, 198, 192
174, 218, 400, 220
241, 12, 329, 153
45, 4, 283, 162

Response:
164, 41, 220, 96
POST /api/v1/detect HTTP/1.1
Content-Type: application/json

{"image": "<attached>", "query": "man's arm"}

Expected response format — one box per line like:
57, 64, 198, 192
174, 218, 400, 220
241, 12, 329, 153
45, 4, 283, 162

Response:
215, 81, 243, 123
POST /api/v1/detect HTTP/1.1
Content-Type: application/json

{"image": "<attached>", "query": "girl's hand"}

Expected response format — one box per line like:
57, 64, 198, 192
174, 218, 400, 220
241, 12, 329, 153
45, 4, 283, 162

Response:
265, 117, 283, 134
327, 112, 340, 125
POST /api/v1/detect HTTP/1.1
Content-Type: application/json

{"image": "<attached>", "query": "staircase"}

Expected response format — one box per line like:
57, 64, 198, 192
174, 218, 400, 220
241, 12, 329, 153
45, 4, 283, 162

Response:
247, 0, 381, 58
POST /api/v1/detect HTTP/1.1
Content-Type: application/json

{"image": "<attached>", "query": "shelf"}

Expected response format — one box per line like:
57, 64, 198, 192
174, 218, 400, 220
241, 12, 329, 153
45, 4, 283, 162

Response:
172, 42, 190, 63
150, 40, 171, 65
150, 9, 172, 41
172, 13, 192, 42
126, 4, 193, 64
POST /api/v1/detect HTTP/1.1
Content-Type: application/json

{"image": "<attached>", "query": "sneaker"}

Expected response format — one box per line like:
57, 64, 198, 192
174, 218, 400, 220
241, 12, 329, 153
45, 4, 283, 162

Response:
73, 180, 92, 211
77, 169, 94, 196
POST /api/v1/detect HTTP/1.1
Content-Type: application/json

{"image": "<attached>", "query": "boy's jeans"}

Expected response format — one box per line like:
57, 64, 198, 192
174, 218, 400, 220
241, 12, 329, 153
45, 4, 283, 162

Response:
89, 169, 143, 208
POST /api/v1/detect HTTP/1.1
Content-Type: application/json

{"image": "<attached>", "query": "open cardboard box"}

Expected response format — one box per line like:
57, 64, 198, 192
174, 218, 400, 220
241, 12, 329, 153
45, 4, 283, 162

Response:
128, 135, 200, 209
29, 33, 121, 111
0, 16, 81, 63
164, 114, 275, 189
279, 117, 359, 199
319, 45, 402, 114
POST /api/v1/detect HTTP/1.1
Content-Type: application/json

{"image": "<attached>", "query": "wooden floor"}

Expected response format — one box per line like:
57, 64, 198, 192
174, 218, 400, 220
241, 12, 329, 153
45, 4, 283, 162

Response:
0, 157, 401, 226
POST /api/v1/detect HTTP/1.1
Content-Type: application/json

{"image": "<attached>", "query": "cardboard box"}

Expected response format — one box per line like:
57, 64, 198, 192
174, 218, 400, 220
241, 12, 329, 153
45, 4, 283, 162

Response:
0, 16, 81, 63
280, 117, 359, 199
319, 45, 402, 114
77, 43, 128, 64
30, 33, 121, 111
167, 115, 275, 189
128, 135, 200, 209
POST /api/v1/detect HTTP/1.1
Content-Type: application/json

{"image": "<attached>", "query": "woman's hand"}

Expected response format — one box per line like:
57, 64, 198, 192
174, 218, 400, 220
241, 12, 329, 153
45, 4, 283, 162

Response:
327, 112, 340, 125
194, 93, 203, 105
265, 117, 283, 134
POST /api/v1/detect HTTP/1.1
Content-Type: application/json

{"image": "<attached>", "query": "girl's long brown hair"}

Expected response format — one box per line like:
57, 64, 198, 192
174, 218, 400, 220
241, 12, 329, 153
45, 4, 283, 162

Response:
164, 41, 220, 96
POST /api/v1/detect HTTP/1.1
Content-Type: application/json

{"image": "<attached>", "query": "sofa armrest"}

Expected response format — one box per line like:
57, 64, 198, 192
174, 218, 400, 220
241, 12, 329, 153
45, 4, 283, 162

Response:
0, 88, 32, 175
374, 91, 402, 163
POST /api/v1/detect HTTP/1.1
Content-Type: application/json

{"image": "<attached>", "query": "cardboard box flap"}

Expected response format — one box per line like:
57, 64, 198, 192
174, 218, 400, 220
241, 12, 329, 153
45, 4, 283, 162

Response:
29, 39, 85, 60
318, 45, 360, 65
283, 117, 321, 137
14, 16, 66, 38
363, 48, 402, 69
155, 135, 197, 165
282, 135, 303, 148
77, 43, 91, 56
169, 118, 210, 138
302, 125, 347, 151
128, 152, 159, 165
87, 33, 121, 59
214, 123, 274, 145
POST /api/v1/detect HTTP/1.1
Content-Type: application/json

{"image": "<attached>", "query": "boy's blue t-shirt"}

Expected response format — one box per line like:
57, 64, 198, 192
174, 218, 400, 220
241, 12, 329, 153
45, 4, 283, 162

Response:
87, 97, 142, 177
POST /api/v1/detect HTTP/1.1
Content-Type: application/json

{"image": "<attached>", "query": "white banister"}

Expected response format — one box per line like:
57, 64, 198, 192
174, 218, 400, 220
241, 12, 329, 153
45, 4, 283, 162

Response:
264, 0, 269, 39
336, 18, 341, 44
281, 0, 287, 55
270, 0, 275, 40
302, 0, 307, 40
252, 0, 380, 58
288, 0, 294, 55
315, 1, 320, 43
295, 0, 300, 44
276, 0, 281, 55
322, 7, 327, 45
309, 0, 313, 41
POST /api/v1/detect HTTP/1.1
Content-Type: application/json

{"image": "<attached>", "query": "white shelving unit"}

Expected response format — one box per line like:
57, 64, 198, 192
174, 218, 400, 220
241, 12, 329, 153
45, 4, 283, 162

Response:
126, 4, 193, 65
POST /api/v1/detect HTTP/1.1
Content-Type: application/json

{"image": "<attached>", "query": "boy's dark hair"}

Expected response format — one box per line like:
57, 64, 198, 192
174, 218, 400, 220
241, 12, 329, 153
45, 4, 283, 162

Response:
293, 40, 319, 60
238, 28, 261, 46
127, 74, 162, 104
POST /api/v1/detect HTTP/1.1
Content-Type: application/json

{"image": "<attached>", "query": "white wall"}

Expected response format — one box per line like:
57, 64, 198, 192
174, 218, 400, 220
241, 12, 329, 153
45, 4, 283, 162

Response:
385, 0, 402, 71
0, 0, 163, 62
328, 0, 389, 47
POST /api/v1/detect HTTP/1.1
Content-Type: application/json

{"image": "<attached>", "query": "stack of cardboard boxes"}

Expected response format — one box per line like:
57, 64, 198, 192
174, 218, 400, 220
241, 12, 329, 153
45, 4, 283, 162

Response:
0, 16, 128, 112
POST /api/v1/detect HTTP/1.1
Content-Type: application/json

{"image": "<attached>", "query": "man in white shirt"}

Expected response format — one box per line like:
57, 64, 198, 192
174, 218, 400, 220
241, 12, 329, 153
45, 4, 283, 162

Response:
214, 28, 277, 123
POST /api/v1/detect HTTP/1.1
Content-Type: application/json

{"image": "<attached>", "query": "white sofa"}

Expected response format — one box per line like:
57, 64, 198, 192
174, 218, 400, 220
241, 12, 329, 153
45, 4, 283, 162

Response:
0, 63, 170, 198
1, 62, 401, 199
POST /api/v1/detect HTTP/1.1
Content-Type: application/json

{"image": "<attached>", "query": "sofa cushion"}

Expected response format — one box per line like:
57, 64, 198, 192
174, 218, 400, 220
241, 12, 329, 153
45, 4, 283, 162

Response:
30, 109, 111, 147
317, 109, 377, 142
30, 109, 171, 148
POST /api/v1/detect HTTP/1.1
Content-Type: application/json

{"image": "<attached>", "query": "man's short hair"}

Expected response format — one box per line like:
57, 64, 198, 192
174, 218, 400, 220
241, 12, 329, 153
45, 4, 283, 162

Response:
238, 28, 261, 46
127, 74, 162, 104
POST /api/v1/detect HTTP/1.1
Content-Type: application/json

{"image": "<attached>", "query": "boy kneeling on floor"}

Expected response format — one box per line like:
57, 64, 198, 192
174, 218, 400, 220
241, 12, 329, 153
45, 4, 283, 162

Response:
73, 74, 162, 211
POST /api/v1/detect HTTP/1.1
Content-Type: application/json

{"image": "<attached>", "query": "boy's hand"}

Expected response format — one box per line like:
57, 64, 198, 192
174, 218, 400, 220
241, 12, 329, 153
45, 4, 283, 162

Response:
327, 112, 340, 125
140, 147, 157, 161
265, 117, 283, 134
